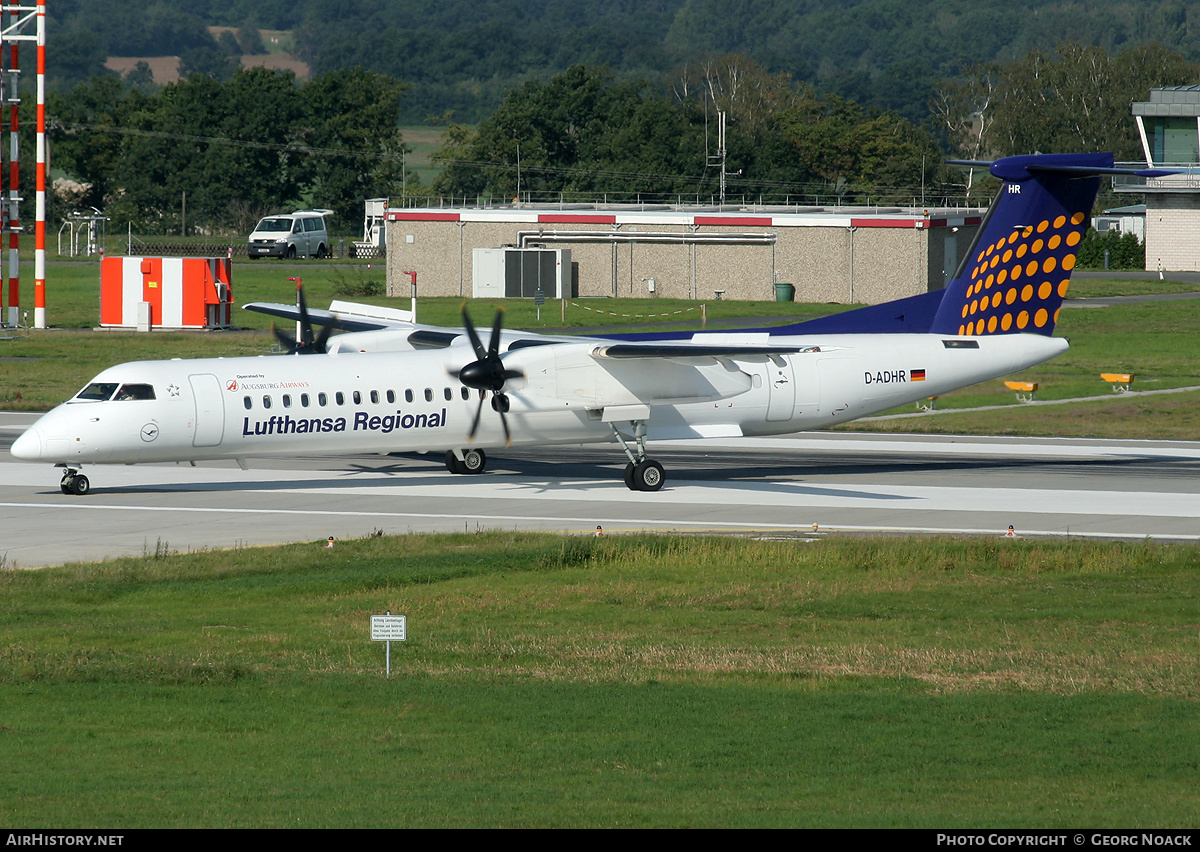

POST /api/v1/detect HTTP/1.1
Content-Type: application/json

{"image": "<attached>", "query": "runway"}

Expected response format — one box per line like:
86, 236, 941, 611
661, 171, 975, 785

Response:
3, 409, 1200, 568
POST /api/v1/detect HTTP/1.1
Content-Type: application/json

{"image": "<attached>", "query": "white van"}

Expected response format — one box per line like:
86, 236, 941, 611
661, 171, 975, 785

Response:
248, 210, 333, 259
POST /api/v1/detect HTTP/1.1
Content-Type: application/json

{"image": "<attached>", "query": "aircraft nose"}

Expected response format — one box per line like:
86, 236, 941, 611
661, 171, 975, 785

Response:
10, 425, 43, 461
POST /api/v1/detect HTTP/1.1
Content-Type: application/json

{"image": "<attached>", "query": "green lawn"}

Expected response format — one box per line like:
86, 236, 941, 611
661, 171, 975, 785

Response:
2, 532, 1198, 827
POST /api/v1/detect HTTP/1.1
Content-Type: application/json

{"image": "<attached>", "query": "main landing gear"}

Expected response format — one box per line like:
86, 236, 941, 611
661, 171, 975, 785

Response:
441, 421, 667, 492
60, 468, 90, 495
612, 422, 665, 492
445, 448, 487, 475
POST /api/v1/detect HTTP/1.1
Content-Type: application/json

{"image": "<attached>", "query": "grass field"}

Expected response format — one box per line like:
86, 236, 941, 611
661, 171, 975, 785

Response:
2, 532, 1198, 827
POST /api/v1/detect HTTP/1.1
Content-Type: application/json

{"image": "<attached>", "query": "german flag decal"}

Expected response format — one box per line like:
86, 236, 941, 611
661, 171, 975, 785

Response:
911, 369, 926, 381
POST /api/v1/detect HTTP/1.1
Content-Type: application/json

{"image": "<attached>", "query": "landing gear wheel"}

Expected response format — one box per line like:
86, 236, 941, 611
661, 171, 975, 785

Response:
629, 459, 665, 492
61, 472, 90, 495
460, 448, 487, 474
446, 449, 487, 475
624, 462, 636, 490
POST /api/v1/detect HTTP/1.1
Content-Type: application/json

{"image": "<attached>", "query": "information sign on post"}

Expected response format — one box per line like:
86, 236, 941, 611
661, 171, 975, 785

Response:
371, 613, 407, 677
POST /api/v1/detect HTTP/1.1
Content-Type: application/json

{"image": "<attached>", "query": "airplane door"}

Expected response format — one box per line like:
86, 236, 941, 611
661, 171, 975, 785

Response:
766, 358, 795, 421
188, 373, 225, 447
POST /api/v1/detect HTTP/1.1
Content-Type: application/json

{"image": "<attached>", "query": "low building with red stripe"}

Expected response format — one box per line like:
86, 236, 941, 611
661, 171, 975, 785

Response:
384, 205, 982, 304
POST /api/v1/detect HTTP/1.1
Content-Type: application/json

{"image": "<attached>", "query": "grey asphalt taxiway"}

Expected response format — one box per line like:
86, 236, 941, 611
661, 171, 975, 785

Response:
3, 409, 1200, 568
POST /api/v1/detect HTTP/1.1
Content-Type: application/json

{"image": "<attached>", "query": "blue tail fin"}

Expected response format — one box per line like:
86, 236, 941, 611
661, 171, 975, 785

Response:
777, 153, 1169, 338
932, 153, 1115, 336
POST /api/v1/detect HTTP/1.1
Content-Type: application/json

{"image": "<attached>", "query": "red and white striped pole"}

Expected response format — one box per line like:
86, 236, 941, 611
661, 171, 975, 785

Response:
32, 0, 43, 328
4, 0, 17, 328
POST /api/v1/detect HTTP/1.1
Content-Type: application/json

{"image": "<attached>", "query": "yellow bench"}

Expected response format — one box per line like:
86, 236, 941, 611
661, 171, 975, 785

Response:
1100, 373, 1133, 392
1004, 381, 1038, 402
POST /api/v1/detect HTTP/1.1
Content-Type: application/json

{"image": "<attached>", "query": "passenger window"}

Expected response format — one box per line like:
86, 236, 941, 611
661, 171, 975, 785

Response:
318, 392, 327, 407
405, 389, 413, 403
353, 391, 362, 405
282, 394, 292, 408
444, 387, 452, 401
335, 392, 344, 405
243, 396, 252, 410
424, 388, 433, 402
461, 388, 470, 400
263, 395, 272, 409
301, 393, 310, 407
386, 389, 395, 404
370, 390, 379, 404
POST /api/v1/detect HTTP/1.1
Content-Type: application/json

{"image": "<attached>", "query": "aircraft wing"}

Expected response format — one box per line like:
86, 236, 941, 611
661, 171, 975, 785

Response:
589, 343, 805, 361
243, 298, 432, 331
242, 300, 397, 332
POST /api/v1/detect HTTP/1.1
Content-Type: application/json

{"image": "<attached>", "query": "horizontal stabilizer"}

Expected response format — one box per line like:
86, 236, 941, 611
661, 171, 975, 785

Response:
948, 155, 1176, 180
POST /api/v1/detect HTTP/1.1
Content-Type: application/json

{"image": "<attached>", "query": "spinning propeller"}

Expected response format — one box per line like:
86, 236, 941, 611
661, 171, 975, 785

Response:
455, 306, 524, 444
273, 280, 333, 355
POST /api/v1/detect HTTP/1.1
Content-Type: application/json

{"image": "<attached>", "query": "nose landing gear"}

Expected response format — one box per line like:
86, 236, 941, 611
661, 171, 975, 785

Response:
60, 468, 90, 495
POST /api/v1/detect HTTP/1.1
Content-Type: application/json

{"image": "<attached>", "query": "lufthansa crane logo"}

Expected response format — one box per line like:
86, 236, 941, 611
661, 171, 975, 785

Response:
140, 423, 160, 442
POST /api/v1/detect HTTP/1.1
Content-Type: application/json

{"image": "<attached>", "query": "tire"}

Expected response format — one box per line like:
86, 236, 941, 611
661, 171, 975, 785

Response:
624, 462, 636, 490
316, 244, 328, 259
632, 459, 664, 492
70, 474, 91, 496
445, 450, 464, 474
285, 245, 296, 260
461, 448, 487, 474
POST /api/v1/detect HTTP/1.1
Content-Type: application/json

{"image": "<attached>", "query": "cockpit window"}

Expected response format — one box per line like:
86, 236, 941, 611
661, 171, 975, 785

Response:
114, 383, 155, 401
74, 382, 118, 401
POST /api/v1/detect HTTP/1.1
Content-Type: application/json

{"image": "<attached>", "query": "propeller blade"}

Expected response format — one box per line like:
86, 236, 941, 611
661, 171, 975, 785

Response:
312, 322, 334, 354
488, 308, 505, 360
272, 323, 297, 352
498, 401, 511, 447
271, 282, 334, 354
457, 306, 522, 446
461, 306, 487, 361
467, 394, 485, 442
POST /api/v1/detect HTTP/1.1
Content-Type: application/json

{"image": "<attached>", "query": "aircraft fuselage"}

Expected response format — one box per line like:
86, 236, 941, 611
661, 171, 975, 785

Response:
12, 332, 1067, 468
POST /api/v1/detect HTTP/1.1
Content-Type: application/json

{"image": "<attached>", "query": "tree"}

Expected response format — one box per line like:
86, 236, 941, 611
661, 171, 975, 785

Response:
433, 66, 710, 201
296, 68, 413, 226
935, 42, 1200, 162
49, 67, 417, 233
178, 47, 241, 82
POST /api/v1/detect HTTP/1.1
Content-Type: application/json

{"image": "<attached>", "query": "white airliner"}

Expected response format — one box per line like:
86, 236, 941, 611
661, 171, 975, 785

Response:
11, 153, 1166, 494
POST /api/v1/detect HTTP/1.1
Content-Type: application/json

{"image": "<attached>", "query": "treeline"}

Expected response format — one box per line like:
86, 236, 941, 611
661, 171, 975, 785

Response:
430, 62, 949, 205
49, 67, 415, 234
43, 0, 1200, 125
45, 38, 1200, 234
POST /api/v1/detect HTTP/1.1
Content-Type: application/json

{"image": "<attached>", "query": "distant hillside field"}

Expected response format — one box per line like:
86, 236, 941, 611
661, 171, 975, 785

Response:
105, 49, 310, 87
